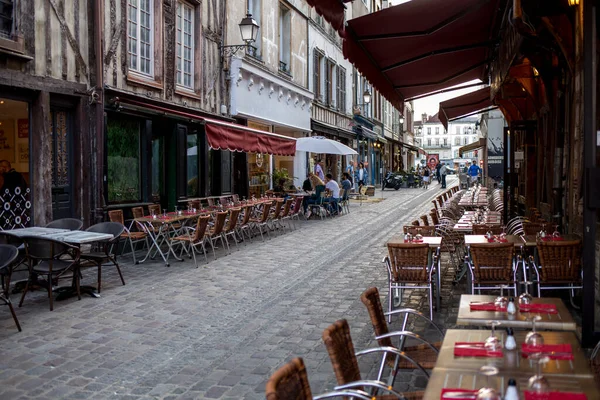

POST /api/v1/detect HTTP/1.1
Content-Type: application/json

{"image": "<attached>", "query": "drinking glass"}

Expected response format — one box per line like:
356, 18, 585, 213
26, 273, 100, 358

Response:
552, 224, 560, 238
525, 316, 544, 346
415, 227, 423, 241
518, 281, 533, 306
527, 353, 550, 393
476, 365, 501, 400
484, 321, 502, 351
494, 286, 508, 309
163, 209, 167, 218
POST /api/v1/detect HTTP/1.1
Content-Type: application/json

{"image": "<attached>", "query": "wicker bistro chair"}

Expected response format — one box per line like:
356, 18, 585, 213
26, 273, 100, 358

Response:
467, 243, 517, 296
420, 215, 429, 226
222, 208, 242, 253
289, 196, 304, 228
170, 215, 211, 267
79, 222, 126, 293
278, 198, 294, 231
131, 207, 144, 219
108, 209, 148, 264
267, 199, 285, 232
360, 287, 442, 382
236, 205, 254, 243
531, 240, 582, 305
266, 357, 375, 400
472, 224, 504, 235
403, 226, 436, 236
250, 202, 273, 241
0, 245, 21, 331
148, 204, 161, 216
19, 237, 81, 311
322, 319, 426, 399
205, 212, 228, 259
522, 222, 546, 236
385, 243, 435, 319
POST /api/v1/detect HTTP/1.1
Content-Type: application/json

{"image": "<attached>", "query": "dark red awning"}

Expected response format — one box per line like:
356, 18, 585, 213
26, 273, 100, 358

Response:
343, 0, 503, 111
306, 0, 352, 35
438, 87, 494, 130
204, 119, 296, 156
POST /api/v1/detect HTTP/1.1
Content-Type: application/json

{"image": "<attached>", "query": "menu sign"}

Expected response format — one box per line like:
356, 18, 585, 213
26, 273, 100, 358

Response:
18, 119, 28, 138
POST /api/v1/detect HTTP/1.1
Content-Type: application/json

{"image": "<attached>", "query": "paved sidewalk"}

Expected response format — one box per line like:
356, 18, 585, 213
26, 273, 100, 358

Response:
1, 179, 460, 400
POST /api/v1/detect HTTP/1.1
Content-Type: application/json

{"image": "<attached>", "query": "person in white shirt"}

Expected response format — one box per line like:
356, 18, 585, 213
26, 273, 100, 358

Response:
324, 173, 341, 215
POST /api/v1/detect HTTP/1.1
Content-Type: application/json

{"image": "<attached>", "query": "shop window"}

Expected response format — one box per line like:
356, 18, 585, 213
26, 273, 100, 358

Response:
176, 1, 194, 90
186, 133, 199, 197
107, 117, 141, 203
0, 0, 14, 39
278, 3, 291, 74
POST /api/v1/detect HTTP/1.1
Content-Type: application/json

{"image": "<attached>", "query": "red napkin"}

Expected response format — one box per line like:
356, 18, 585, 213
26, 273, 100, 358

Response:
469, 302, 507, 312
519, 303, 558, 314
521, 343, 573, 360
454, 342, 503, 358
524, 391, 587, 400
441, 388, 478, 399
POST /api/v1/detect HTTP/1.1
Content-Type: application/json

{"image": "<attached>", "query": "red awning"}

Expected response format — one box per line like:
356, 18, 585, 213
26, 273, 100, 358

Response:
306, 0, 352, 35
204, 119, 296, 156
343, 0, 503, 111
438, 87, 494, 130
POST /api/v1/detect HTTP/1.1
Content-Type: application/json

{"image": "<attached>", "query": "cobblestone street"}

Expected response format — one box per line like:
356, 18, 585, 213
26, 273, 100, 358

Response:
0, 179, 463, 400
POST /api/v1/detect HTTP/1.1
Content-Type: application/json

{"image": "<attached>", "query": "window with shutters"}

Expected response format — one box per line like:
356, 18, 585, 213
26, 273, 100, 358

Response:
337, 67, 346, 112
313, 49, 323, 102
427, 127, 431, 135
128, 0, 154, 76
455, 137, 460, 145
175, 1, 194, 90
0, 0, 14, 39
435, 127, 440, 135
435, 138, 440, 146
324, 59, 333, 106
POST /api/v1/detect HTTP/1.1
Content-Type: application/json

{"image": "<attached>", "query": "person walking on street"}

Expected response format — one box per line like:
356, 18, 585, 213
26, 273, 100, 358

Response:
355, 162, 368, 194
422, 167, 430, 189
314, 159, 325, 181
435, 162, 442, 184
440, 163, 454, 189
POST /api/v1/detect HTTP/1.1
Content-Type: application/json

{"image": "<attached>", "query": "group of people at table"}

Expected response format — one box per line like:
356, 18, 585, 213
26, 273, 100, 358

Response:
300, 160, 354, 218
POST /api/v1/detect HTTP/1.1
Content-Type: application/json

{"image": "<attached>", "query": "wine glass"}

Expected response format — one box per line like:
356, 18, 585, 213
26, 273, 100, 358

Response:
525, 316, 544, 346
552, 224, 560, 238
476, 365, 501, 400
527, 353, 550, 393
484, 321, 502, 351
494, 286, 508, 309
500, 225, 507, 241
518, 281, 533, 306
415, 227, 423, 241
540, 224, 547, 239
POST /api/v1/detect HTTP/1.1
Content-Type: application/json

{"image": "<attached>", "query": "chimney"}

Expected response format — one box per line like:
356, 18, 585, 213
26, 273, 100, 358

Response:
421, 113, 428, 123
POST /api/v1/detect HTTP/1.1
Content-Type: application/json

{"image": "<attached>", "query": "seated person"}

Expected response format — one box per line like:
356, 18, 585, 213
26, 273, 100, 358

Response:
341, 173, 352, 199
302, 175, 312, 192
324, 173, 341, 214
303, 183, 326, 215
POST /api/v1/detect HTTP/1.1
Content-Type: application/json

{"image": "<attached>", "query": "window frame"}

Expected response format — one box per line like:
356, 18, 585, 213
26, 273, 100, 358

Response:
427, 127, 431, 135
337, 66, 346, 113
175, 1, 195, 91
313, 49, 324, 102
128, 0, 155, 78
247, 0, 262, 59
278, 2, 291, 74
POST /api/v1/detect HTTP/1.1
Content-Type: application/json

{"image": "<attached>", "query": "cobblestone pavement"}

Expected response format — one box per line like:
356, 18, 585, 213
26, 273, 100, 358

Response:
0, 177, 476, 400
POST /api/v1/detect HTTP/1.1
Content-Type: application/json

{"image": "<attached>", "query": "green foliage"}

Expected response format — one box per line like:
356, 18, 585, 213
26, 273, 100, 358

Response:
271, 168, 294, 187
107, 117, 141, 203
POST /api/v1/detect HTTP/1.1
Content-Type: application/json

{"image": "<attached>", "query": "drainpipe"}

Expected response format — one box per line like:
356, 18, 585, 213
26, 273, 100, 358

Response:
94, 0, 105, 223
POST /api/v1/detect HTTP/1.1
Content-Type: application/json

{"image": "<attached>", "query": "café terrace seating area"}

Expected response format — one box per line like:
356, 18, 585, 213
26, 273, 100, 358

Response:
264, 182, 600, 400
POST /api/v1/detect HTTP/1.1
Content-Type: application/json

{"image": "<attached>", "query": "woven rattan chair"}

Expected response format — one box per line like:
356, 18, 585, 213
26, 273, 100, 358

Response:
266, 357, 374, 400
148, 204, 161, 216
420, 215, 429, 226
108, 209, 148, 264
205, 212, 228, 259
429, 210, 440, 226
322, 319, 426, 399
472, 224, 504, 235
170, 215, 210, 266
131, 207, 144, 219
250, 202, 273, 241
223, 208, 242, 253
523, 222, 546, 236
279, 199, 294, 231
237, 205, 254, 243
0, 245, 21, 331
267, 199, 285, 232
385, 242, 434, 319
360, 287, 442, 376
403, 226, 436, 236
410, 220, 420, 227
532, 240, 582, 306
468, 242, 516, 296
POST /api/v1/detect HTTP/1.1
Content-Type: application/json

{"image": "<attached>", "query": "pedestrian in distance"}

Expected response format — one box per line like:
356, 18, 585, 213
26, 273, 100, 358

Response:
355, 162, 368, 194
435, 162, 442, 184
468, 160, 481, 186
314, 159, 325, 181
422, 167, 430, 190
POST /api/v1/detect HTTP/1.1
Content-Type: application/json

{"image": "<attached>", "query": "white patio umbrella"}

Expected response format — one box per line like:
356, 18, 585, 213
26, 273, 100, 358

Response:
296, 136, 358, 155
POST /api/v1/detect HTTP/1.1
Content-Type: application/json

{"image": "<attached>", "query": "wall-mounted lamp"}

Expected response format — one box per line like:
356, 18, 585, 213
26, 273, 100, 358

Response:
220, 14, 260, 58
568, 0, 579, 6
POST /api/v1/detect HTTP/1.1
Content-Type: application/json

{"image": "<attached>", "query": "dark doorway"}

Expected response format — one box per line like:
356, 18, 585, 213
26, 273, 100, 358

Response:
232, 152, 248, 198
50, 109, 73, 220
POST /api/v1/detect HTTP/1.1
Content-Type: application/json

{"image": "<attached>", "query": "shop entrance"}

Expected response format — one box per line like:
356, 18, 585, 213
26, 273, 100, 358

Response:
0, 98, 31, 229
50, 109, 73, 220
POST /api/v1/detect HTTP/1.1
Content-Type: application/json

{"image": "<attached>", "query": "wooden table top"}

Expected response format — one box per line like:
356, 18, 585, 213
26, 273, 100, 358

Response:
456, 295, 577, 331
387, 235, 442, 248
422, 368, 598, 400
433, 329, 591, 377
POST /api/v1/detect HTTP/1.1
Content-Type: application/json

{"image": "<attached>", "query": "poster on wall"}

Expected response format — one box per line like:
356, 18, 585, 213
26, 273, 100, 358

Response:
18, 143, 29, 163
0, 121, 15, 162
17, 119, 28, 138
427, 154, 439, 170
487, 127, 504, 181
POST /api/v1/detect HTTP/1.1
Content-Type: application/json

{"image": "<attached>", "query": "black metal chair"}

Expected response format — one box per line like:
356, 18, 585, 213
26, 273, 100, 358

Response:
46, 218, 84, 231
0, 245, 21, 331
19, 237, 81, 311
0, 232, 27, 289
79, 222, 125, 293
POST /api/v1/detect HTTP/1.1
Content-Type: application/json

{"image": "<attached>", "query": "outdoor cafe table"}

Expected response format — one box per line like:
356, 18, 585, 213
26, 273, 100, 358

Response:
432, 329, 590, 377
456, 295, 576, 331
423, 368, 598, 400
386, 235, 442, 310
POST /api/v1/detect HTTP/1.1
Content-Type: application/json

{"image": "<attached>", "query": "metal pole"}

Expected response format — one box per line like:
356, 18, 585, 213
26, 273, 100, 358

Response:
582, 0, 597, 347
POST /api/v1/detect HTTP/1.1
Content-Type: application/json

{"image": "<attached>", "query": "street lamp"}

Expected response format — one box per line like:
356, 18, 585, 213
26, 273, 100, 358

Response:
363, 89, 371, 105
221, 14, 260, 58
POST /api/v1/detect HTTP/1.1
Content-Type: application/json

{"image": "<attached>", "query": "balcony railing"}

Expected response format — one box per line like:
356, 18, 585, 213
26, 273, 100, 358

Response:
423, 143, 451, 149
